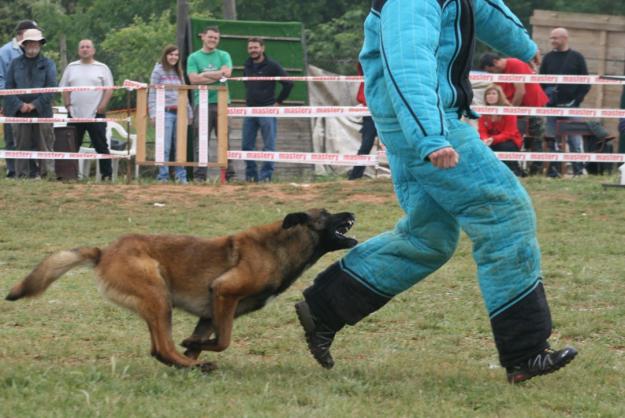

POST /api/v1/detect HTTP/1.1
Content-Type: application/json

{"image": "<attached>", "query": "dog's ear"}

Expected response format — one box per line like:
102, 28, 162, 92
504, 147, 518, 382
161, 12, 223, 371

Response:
282, 212, 310, 229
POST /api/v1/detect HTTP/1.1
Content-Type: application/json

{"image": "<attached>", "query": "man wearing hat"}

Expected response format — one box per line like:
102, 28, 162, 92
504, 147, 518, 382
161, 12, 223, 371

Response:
0, 20, 39, 178
4, 27, 57, 179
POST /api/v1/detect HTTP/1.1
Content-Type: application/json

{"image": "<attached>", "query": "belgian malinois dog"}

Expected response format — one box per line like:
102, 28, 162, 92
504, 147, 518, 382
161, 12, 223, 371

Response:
5, 209, 356, 372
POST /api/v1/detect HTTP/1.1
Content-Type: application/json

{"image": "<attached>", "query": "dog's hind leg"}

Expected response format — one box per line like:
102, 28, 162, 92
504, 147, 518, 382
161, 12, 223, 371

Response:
181, 317, 214, 359
138, 298, 216, 373
99, 260, 217, 373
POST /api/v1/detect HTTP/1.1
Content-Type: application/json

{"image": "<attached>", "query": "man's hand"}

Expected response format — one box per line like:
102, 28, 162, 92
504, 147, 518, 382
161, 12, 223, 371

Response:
428, 147, 459, 169
529, 51, 541, 72
96, 104, 107, 114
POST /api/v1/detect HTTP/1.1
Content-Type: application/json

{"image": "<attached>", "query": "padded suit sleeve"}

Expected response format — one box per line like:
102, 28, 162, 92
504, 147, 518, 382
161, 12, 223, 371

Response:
474, 0, 537, 62
378, 0, 450, 161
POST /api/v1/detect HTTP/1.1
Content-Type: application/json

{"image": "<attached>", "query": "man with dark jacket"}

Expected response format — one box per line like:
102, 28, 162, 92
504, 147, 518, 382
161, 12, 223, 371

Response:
4, 28, 56, 179
242, 37, 293, 182
540, 27, 590, 177
0, 19, 40, 178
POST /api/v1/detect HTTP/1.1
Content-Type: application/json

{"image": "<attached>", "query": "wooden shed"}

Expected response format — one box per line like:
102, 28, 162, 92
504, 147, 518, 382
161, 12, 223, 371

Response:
530, 9, 625, 139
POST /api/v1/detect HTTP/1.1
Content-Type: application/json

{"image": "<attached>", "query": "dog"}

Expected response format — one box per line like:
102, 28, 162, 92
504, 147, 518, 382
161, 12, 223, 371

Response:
5, 209, 356, 372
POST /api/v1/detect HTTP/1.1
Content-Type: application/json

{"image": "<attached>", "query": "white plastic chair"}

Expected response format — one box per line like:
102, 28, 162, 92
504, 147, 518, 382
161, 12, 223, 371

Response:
78, 121, 137, 181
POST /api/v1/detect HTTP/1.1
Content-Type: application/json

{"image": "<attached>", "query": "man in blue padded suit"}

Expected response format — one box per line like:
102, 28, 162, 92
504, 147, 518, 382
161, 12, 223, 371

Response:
295, 0, 577, 384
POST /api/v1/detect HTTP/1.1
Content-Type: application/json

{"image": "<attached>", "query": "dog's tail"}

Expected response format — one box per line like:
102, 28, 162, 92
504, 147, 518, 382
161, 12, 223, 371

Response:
5, 247, 101, 301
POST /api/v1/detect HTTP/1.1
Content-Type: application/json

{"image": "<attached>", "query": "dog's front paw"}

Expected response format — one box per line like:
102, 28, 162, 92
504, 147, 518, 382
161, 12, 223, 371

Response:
181, 336, 201, 348
183, 337, 218, 350
197, 362, 218, 374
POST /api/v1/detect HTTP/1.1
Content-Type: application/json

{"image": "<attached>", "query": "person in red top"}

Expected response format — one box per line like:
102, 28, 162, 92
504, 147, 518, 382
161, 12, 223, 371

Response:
478, 84, 525, 177
480, 52, 547, 175
348, 62, 378, 180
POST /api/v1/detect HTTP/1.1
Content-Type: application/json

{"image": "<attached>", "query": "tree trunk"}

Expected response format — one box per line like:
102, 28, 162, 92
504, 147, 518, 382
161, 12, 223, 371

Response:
223, 0, 237, 19
59, 33, 68, 74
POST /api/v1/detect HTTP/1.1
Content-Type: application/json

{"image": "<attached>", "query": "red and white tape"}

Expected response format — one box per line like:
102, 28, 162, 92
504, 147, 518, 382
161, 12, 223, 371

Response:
226, 150, 378, 166
0, 116, 129, 124
228, 105, 625, 119
2, 149, 622, 165
0, 150, 129, 160
0, 79, 146, 97
228, 106, 370, 118
492, 151, 625, 163
225, 150, 625, 165
228, 74, 625, 85
473, 105, 625, 119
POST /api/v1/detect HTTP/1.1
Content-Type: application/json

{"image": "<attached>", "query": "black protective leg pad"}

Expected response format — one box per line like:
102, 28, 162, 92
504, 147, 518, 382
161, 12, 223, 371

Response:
491, 282, 553, 367
303, 262, 391, 328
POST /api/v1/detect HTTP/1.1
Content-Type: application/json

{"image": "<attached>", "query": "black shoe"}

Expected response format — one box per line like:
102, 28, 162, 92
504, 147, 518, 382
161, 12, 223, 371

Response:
506, 346, 578, 384
295, 300, 337, 369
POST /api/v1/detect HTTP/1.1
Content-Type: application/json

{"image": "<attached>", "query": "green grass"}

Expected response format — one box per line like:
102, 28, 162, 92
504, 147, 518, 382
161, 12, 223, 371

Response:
1, 176, 625, 417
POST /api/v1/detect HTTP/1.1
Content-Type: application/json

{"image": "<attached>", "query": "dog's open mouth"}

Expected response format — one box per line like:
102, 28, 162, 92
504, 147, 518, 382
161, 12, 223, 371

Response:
334, 217, 355, 239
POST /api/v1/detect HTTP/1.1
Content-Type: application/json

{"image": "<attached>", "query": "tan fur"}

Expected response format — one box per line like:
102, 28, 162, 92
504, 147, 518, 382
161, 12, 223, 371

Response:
5, 209, 356, 373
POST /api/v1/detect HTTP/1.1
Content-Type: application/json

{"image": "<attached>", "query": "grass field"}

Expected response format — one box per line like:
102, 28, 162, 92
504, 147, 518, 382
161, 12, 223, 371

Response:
1, 175, 625, 418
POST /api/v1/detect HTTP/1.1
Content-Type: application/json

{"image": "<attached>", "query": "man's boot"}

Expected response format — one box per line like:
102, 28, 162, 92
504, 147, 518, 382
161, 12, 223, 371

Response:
491, 281, 577, 383
506, 346, 577, 383
295, 262, 391, 369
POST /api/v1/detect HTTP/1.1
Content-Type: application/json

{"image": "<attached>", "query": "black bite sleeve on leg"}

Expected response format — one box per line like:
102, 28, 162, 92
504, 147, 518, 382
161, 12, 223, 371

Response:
491, 282, 553, 368
303, 262, 391, 330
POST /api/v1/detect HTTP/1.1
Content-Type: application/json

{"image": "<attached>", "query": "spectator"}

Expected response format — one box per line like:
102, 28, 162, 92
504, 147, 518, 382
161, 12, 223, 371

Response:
0, 19, 40, 178
620, 85, 625, 155
348, 62, 377, 180
60, 39, 114, 180
478, 84, 525, 177
242, 37, 293, 182
187, 26, 235, 182
479, 52, 548, 175
540, 27, 590, 177
4, 28, 56, 179
294, 0, 576, 384
148, 44, 191, 184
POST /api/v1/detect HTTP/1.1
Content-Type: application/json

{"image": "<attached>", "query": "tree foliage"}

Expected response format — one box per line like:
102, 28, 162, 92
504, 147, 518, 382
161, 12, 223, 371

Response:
0, 0, 623, 103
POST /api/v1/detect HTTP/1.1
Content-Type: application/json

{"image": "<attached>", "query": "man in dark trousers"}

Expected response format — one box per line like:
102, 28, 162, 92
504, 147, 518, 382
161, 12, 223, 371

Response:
349, 62, 378, 180
294, 0, 577, 384
540, 27, 590, 177
242, 37, 293, 182
4, 28, 56, 179
0, 20, 40, 178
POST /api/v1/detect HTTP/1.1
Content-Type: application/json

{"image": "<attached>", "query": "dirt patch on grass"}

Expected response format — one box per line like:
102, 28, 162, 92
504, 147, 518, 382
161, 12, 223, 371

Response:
49, 180, 394, 209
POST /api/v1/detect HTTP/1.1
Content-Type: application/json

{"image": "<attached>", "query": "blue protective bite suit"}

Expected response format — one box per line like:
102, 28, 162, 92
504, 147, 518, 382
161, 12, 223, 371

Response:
303, 0, 553, 367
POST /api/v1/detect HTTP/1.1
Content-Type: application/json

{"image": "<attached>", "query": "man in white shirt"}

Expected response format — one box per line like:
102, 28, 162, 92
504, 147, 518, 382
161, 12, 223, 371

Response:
60, 39, 114, 180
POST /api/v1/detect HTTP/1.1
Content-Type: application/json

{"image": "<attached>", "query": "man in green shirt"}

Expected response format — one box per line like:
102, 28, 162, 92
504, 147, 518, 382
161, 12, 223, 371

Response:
187, 26, 235, 181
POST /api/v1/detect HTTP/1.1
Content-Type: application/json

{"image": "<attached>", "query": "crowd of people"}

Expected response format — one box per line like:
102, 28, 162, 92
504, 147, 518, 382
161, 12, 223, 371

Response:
476, 27, 622, 178
1, 20, 623, 182
0, 22, 294, 182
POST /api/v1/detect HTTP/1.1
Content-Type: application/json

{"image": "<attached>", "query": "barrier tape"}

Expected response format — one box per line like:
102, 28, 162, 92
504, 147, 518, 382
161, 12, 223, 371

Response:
472, 105, 625, 119
154, 88, 166, 163
198, 89, 210, 165
228, 106, 370, 118
228, 74, 625, 85
0, 150, 129, 160
0, 74, 621, 98
228, 105, 625, 119
1, 149, 622, 165
226, 150, 378, 166
226, 150, 625, 165
0, 79, 145, 97
491, 151, 625, 163
0, 116, 130, 124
